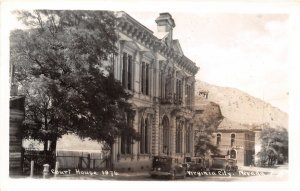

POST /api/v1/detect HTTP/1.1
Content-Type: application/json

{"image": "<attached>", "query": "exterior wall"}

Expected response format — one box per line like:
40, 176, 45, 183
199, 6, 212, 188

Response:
213, 131, 255, 167
244, 132, 255, 166
9, 97, 25, 175
110, 12, 198, 171
253, 130, 262, 164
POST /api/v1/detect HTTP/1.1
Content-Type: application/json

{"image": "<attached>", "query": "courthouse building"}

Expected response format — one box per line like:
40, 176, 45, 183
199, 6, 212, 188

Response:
109, 12, 199, 171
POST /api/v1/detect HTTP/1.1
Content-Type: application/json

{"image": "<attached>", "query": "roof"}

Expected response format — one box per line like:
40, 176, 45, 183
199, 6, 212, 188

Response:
172, 40, 184, 55
115, 11, 199, 75
153, 31, 169, 40
217, 118, 252, 131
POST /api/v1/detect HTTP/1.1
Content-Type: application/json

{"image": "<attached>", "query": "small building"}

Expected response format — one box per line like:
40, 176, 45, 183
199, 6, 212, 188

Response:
9, 95, 25, 175
213, 118, 255, 166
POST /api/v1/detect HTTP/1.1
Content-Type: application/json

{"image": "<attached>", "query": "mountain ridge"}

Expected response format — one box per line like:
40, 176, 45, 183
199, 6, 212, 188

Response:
195, 80, 288, 129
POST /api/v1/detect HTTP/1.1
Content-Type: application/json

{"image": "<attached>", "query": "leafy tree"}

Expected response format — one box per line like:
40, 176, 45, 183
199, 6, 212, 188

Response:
257, 126, 288, 166
194, 126, 221, 158
194, 102, 223, 158
20, 76, 67, 152
10, 10, 139, 158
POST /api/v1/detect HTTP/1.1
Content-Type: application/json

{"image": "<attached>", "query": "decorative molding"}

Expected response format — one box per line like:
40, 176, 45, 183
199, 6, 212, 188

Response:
116, 12, 199, 76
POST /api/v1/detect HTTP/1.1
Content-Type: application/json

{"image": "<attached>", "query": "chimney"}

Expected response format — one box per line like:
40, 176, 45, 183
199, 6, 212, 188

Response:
155, 12, 176, 33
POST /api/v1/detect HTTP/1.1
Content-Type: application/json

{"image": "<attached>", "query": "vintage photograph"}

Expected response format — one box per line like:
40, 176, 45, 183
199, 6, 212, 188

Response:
4, 1, 294, 187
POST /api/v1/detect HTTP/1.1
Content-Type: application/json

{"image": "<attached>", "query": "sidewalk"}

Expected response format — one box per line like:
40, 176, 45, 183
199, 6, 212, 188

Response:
238, 164, 288, 174
48, 171, 150, 180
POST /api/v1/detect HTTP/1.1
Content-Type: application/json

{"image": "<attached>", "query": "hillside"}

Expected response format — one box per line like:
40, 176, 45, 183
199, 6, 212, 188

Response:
195, 80, 288, 129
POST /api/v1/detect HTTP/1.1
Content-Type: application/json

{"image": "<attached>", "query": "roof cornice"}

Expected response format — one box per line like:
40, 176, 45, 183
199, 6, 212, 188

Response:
115, 11, 199, 76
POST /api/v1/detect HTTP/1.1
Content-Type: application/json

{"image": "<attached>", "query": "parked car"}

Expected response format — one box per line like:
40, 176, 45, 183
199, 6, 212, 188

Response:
149, 156, 186, 180
225, 159, 238, 172
211, 158, 238, 172
210, 158, 227, 172
181, 163, 190, 170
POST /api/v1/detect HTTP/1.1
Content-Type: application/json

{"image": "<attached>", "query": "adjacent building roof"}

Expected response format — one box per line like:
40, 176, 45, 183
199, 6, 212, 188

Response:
217, 118, 253, 132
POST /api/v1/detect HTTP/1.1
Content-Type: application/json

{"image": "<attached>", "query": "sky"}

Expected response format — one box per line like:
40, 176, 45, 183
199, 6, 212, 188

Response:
127, 11, 289, 113
7, 7, 289, 113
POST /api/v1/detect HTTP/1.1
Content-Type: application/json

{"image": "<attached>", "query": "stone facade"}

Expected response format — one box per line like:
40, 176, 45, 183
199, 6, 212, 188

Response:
110, 12, 199, 171
212, 118, 255, 166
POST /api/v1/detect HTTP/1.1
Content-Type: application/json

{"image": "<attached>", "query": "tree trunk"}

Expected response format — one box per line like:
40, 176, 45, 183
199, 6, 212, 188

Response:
48, 138, 57, 169
109, 142, 114, 171
50, 138, 57, 153
43, 140, 48, 152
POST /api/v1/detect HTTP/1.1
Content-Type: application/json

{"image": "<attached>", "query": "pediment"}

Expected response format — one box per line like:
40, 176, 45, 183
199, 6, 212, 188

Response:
172, 40, 184, 55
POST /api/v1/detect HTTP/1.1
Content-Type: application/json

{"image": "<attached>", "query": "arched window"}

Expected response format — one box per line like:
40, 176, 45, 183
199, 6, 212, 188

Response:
217, 133, 221, 145
230, 150, 237, 159
121, 112, 133, 155
140, 117, 150, 154
162, 116, 169, 154
176, 119, 183, 153
185, 123, 192, 153
145, 118, 149, 153
140, 117, 145, 154
231, 134, 235, 147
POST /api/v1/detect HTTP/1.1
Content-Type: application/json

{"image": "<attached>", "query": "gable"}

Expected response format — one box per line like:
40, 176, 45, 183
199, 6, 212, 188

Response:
172, 40, 184, 55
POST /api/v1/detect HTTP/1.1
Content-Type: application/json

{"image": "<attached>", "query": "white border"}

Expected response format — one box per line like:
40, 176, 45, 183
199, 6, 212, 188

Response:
1, 0, 300, 191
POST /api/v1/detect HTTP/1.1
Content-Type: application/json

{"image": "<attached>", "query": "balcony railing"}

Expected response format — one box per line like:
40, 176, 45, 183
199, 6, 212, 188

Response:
160, 93, 182, 105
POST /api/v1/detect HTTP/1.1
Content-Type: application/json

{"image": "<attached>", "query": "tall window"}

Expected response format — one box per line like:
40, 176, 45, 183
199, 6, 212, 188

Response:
230, 150, 237, 159
179, 80, 182, 100
141, 61, 150, 95
165, 70, 171, 98
140, 117, 149, 154
145, 118, 149, 153
176, 119, 183, 153
122, 52, 132, 90
176, 80, 179, 100
162, 116, 169, 154
121, 135, 132, 155
127, 55, 132, 90
217, 133, 221, 145
160, 73, 164, 99
176, 79, 182, 104
120, 112, 133, 155
146, 64, 149, 95
185, 85, 191, 108
122, 53, 127, 88
185, 124, 191, 153
140, 118, 145, 154
231, 134, 235, 147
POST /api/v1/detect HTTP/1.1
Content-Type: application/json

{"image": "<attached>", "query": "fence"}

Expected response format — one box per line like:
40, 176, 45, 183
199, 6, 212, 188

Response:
22, 150, 55, 175
56, 150, 108, 170
22, 150, 109, 175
